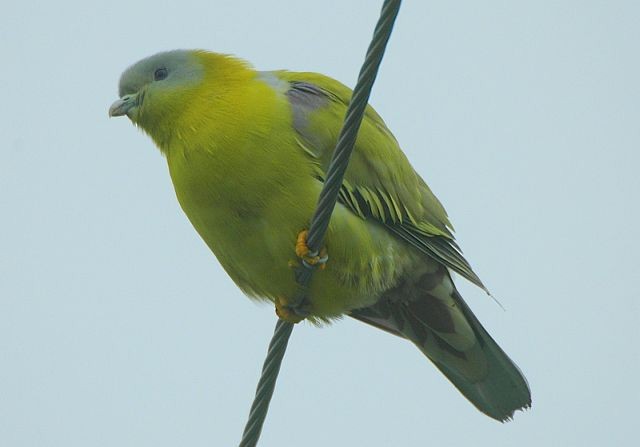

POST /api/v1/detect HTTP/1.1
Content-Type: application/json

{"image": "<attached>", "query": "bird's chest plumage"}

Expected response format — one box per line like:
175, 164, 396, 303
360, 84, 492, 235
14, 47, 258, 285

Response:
166, 128, 321, 299
167, 138, 408, 318
158, 80, 407, 317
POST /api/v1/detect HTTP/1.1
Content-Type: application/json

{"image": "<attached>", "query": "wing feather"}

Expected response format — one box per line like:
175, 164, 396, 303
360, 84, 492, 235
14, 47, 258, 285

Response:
275, 70, 486, 291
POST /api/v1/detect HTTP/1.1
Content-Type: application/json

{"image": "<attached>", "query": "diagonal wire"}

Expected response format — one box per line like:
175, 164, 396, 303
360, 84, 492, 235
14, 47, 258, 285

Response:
239, 1, 402, 446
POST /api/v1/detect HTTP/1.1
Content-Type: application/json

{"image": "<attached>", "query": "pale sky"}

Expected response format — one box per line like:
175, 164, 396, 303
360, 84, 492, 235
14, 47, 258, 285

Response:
1, 1, 639, 446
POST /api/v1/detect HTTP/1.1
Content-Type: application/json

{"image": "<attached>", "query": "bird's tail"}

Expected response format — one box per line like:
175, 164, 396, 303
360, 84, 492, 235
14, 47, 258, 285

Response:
349, 265, 531, 421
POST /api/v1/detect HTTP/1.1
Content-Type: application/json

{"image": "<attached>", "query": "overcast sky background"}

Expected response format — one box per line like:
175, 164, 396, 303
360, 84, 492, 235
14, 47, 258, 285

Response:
2, 1, 639, 446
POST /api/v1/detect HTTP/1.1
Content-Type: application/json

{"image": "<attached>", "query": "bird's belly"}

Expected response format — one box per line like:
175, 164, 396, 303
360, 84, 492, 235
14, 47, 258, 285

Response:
168, 149, 411, 320
176, 194, 302, 302
183, 198, 412, 321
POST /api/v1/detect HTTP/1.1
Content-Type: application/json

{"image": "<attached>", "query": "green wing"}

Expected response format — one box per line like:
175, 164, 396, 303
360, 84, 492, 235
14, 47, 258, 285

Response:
275, 71, 486, 291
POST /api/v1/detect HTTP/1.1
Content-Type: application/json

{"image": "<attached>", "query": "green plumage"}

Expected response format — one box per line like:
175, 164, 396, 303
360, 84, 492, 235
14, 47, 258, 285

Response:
279, 72, 486, 289
111, 50, 531, 422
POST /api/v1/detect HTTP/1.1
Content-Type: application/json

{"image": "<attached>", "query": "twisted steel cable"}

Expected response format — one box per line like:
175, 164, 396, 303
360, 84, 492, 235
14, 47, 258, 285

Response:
239, 1, 402, 445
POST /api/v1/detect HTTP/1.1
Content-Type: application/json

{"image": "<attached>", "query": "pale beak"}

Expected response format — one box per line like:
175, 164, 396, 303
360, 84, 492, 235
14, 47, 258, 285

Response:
109, 93, 138, 117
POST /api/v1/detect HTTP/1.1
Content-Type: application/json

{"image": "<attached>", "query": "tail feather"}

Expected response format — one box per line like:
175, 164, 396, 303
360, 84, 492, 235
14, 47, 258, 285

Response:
349, 268, 531, 421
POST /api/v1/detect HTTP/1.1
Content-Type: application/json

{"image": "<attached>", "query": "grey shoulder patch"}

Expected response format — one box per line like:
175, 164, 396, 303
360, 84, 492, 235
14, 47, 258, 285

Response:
286, 81, 327, 105
285, 81, 329, 136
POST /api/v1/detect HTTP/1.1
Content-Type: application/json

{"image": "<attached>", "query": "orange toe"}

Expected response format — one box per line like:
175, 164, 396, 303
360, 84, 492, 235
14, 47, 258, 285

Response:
295, 229, 328, 270
275, 296, 306, 324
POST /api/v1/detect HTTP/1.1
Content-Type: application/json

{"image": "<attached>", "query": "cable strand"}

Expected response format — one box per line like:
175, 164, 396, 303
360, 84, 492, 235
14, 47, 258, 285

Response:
238, 1, 402, 446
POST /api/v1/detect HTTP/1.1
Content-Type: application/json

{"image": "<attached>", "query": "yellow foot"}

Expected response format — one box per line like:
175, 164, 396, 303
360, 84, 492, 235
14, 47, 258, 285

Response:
275, 296, 307, 324
295, 230, 328, 270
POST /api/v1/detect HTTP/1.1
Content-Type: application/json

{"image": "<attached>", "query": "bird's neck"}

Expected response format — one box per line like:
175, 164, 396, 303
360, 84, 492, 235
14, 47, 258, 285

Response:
141, 54, 259, 155
164, 69, 298, 215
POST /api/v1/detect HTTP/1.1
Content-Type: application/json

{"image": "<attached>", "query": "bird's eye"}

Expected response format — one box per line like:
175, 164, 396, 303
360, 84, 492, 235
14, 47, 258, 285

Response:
154, 67, 168, 81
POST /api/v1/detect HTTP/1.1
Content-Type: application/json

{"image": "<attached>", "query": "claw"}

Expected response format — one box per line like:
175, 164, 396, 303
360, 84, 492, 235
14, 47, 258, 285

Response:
295, 230, 328, 269
275, 296, 307, 324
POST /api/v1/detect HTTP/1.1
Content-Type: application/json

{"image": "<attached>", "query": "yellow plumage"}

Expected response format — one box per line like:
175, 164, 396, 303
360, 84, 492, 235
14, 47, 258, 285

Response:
110, 50, 531, 421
